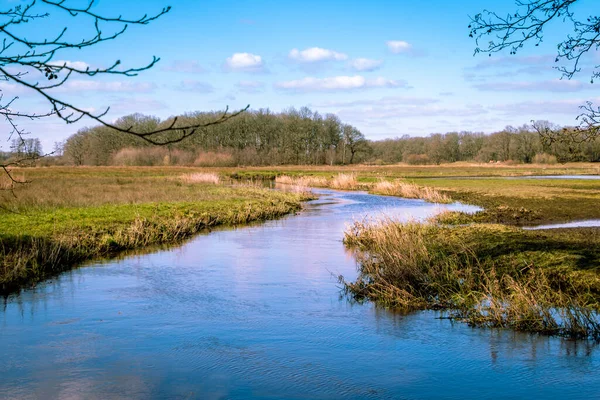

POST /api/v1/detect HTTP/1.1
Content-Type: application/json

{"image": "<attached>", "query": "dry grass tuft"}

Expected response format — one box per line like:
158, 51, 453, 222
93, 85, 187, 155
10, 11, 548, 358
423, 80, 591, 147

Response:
372, 179, 452, 203
275, 175, 329, 187
0, 175, 13, 190
330, 173, 358, 190
180, 172, 221, 185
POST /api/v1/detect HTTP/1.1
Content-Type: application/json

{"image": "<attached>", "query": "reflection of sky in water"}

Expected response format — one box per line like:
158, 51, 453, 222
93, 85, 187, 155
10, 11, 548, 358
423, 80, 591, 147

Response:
1, 189, 598, 399
512, 175, 600, 180
525, 219, 600, 230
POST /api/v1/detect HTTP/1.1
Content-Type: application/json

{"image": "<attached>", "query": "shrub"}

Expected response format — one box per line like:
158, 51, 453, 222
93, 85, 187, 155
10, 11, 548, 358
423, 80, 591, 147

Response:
403, 153, 430, 165
533, 153, 558, 165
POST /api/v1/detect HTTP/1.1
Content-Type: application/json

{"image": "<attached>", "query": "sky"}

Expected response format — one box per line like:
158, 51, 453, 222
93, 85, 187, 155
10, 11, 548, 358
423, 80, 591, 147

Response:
2, 0, 599, 152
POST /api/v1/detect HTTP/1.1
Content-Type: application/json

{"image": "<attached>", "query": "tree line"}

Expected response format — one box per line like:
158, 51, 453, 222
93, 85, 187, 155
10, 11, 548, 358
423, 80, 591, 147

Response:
371, 123, 600, 165
5, 110, 600, 167
61, 107, 370, 166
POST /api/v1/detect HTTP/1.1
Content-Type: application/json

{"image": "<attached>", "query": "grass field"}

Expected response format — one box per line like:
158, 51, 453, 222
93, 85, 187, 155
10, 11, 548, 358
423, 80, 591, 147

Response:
0, 167, 310, 294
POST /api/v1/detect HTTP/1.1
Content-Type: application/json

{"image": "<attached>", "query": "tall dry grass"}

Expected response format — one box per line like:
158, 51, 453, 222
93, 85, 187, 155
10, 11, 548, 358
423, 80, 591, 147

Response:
275, 175, 329, 187
330, 173, 359, 190
112, 147, 196, 166
194, 151, 235, 167
372, 179, 452, 203
342, 218, 600, 339
180, 172, 221, 185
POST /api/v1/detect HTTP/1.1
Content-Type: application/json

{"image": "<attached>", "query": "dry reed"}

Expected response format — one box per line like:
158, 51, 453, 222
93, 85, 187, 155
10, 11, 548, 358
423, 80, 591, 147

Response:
372, 179, 452, 203
342, 218, 600, 339
275, 175, 329, 187
180, 172, 221, 185
330, 173, 359, 190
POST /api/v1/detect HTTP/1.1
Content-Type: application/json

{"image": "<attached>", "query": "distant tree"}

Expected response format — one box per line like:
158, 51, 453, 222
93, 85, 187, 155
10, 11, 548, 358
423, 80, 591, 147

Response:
342, 124, 369, 164
469, 0, 600, 140
0, 1, 247, 183
10, 138, 42, 158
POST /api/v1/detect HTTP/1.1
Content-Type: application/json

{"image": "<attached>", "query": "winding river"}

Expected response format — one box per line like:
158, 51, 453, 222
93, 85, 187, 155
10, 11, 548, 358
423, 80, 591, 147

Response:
1, 189, 599, 399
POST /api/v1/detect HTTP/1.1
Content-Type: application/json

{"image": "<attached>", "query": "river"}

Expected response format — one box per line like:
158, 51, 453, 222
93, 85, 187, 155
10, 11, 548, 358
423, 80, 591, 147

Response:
1, 189, 598, 399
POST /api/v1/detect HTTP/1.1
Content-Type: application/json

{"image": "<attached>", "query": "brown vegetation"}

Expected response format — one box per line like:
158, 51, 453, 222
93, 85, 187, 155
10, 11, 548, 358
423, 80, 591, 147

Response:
343, 219, 600, 339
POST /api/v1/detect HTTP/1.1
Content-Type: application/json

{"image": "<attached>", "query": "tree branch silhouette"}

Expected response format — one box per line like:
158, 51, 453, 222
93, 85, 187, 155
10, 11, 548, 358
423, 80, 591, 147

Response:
0, 0, 248, 180
469, 0, 600, 142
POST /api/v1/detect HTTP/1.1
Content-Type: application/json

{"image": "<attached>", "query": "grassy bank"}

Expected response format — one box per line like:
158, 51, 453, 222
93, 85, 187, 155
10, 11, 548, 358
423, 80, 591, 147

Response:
343, 220, 600, 339
229, 163, 600, 225
0, 167, 310, 294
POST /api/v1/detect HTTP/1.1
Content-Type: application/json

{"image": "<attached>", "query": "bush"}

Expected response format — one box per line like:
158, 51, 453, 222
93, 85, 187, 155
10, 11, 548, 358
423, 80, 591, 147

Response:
533, 153, 558, 165
403, 153, 430, 165
111, 148, 196, 166
194, 151, 236, 167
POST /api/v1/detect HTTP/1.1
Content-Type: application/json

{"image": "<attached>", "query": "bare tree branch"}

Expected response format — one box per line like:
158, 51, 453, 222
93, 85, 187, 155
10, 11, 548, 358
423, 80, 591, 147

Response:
470, 0, 600, 140
0, 0, 248, 177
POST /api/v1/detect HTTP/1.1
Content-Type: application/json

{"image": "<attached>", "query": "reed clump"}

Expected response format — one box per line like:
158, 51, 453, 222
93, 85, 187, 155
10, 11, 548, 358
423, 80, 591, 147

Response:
342, 219, 600, 339
330, 173, 359, 190
372, 179, 452, 204
275, 175, 329, 187
180, 172, 222, 185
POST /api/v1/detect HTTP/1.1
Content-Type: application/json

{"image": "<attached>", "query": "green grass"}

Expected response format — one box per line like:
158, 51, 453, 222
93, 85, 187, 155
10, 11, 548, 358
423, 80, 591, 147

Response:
0, 167, 310, 293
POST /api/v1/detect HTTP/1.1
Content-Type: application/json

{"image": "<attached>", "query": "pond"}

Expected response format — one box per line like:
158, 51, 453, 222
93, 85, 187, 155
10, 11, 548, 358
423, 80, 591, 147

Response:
1, 189, 598, 399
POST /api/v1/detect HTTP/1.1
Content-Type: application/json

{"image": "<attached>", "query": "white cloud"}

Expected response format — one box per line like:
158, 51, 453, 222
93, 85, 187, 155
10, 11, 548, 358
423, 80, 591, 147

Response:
236, 80, 265, 93
386, 40, 412, 54
49, 60, 91, 70
224, 52, 265, 72
275, 75, 406, 92
336, 103, 487, 121
315, 96, 439, 108
288, 47, 348, 63
348, 58, 383, 72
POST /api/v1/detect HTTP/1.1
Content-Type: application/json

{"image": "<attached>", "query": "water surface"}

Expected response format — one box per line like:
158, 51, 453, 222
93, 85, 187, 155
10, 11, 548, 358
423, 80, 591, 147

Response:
1, 190, 598, 399
512, 175, 600, 180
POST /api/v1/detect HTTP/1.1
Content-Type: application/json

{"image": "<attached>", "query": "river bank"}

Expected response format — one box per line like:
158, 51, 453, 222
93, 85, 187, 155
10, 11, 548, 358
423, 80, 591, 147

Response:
0, 167, 310, 294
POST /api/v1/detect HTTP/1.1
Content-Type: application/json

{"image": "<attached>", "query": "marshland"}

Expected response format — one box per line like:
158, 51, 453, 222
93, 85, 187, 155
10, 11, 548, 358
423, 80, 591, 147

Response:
2, 163, 600, 398
4, 0, 600, 398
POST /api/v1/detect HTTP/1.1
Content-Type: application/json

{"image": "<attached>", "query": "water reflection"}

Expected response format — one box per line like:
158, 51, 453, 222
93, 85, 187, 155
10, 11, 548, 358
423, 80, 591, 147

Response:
1, 189, 598, 399
512, 175, 600, 180
524, 219, 600, 230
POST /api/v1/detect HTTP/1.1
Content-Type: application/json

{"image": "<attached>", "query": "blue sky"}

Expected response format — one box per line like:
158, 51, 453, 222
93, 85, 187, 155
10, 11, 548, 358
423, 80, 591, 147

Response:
3, 0, 599, 152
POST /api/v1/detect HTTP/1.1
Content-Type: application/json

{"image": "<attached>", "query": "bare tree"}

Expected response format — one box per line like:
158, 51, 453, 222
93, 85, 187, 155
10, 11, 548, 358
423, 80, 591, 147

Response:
469, 0, 600, 140
0, 0, 248, 184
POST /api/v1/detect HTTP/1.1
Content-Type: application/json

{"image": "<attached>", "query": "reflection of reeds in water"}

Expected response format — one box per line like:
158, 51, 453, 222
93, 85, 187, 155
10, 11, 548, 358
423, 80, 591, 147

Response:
342, 218, 600, 339
372, 180, 451, 204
